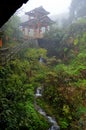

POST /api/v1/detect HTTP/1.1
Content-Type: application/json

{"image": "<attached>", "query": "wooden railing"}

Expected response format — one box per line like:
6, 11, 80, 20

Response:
0, 41, 30, 66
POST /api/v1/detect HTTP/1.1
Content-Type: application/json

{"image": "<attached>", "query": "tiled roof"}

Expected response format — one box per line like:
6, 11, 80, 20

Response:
20, 15, 54, 27
25, 6, 50, 16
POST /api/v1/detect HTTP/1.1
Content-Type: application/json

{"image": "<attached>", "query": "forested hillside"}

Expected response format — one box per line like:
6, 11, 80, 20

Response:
37, 20, 86, 129
0, 22, 86, 129
0, 48, 50, 130
0, 0, 86, 130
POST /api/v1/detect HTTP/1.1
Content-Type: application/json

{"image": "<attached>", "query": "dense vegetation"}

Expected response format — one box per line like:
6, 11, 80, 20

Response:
0, 0, 86, 129
0, 26, 86, 129
0, 48, 50, 130
1, 14, 23, 47
41, 19, 86, 129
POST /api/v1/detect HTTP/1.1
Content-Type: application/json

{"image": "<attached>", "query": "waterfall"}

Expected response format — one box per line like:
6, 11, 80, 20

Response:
39, 57, 43, 63
35, 87, 60, 130
35, 88, 42, 97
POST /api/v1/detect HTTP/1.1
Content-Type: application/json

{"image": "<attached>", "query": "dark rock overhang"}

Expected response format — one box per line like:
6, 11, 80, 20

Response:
0, 0, 28, 28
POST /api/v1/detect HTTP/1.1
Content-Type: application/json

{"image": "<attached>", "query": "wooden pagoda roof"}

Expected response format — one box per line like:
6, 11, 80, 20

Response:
20, 16, 54, 28
40, 16, 54, 25
25, 6, 50, 17
20, 19, 38, 27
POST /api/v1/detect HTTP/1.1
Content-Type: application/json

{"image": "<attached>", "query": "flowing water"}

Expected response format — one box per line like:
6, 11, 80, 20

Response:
35, 87, 60, 130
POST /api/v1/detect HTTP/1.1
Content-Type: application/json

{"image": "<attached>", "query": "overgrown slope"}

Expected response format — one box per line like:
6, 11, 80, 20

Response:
0, 48, 50, 130
39, 22, 86, 130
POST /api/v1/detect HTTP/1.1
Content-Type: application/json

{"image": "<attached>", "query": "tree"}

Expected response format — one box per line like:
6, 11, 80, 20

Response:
70, 0, 86, 21
1, 14, 23, 43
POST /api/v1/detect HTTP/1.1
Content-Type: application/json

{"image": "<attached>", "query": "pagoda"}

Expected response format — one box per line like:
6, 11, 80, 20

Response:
20, 6, 54, 39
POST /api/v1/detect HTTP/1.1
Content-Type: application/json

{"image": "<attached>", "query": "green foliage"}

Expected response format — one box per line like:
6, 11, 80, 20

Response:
25, 102, 49, 130
1, 14, 23, 44
74, 38, 79, 45
75, 18, 86, 24
44, 27, 65, 41
1, 13, 86, 130
59, 118, 69, 128
0, 48, 50, 130
0, 65, 28, 129
25, 48, 47, 61
77, 105, 86, 116
40, 31, 86, 129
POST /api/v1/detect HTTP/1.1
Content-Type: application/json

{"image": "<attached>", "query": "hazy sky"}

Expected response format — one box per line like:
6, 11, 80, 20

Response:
18, 0, 72, 16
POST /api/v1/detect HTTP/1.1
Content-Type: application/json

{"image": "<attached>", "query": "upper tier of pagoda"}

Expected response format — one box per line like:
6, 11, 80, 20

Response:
25, 6, 50, 19
20, 6, 54, 28
20, 15, 54, 28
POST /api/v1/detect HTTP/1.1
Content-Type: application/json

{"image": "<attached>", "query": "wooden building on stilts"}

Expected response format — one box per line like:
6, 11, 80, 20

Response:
20, 6, 54, 39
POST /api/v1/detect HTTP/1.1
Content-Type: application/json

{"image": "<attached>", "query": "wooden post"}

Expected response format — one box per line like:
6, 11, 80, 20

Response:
45, 24, 48, 32
37, 22, 41, 38
34, 27, 36, 38
0, 38, 2, 47
32, 25, 35, 38
28, 15, 30, 20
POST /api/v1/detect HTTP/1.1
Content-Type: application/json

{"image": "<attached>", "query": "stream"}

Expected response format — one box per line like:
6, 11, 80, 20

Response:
34, 87, 60, 130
